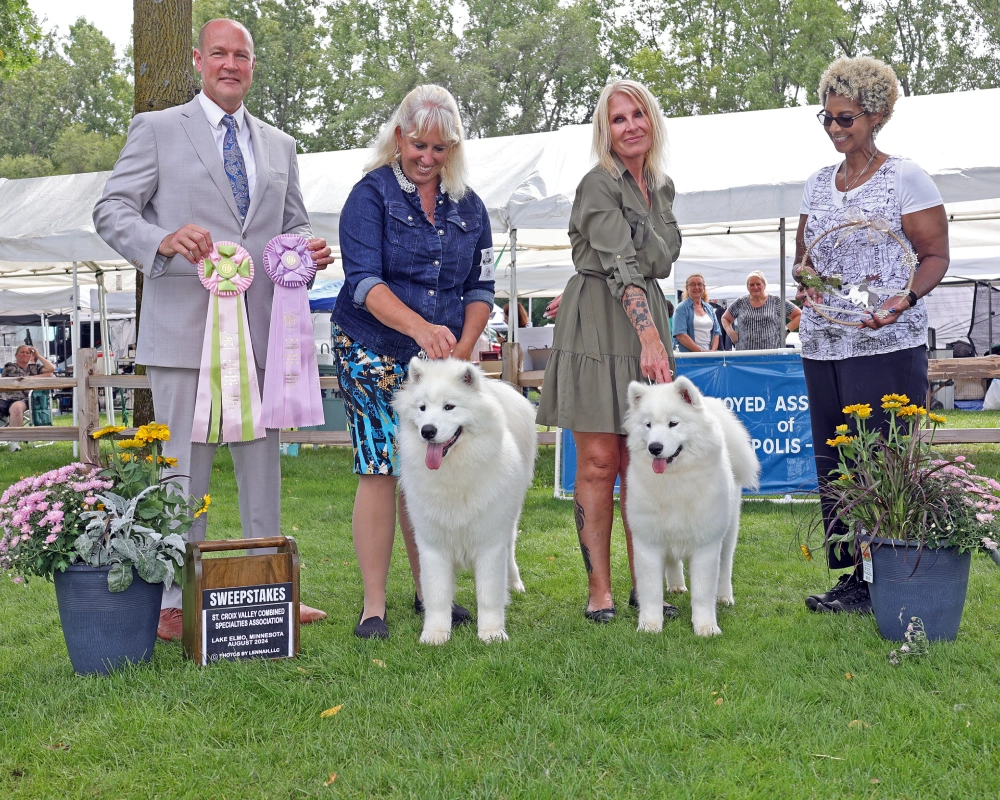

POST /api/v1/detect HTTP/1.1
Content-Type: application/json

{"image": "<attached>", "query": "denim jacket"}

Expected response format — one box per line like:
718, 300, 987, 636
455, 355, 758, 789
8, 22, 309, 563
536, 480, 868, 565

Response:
332, 164, 495, 361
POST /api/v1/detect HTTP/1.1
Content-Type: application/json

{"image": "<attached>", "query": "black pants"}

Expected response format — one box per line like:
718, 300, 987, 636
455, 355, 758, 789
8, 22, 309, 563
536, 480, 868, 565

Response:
802, 346, 929, 569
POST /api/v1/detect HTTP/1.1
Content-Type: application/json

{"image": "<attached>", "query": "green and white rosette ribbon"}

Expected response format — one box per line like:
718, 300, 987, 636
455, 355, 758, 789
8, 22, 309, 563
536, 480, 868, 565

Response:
192, 241, 265, 443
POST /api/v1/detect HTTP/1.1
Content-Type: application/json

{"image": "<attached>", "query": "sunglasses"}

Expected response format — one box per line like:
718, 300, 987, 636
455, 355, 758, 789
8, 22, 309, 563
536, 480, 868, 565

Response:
817, 110, 867, 128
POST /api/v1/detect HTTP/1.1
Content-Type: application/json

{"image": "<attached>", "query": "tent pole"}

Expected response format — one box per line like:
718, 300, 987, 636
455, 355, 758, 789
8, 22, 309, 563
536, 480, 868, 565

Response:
72, 262, 80, 457
509, 229, 518, 345
40, 313, 48, 359
97, 272, 115, 426
779, 217, 787, 346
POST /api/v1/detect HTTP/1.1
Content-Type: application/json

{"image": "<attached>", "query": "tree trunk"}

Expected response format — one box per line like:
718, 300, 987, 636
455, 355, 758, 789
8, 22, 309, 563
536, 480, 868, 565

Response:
131, 0, 199, 426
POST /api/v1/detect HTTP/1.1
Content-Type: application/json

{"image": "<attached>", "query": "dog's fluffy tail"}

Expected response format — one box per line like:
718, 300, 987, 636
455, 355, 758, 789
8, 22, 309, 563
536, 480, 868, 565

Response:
718, 406, 761, 491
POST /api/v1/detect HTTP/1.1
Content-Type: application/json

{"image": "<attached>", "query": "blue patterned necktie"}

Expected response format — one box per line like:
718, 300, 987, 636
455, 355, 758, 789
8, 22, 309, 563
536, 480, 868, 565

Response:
221, 114, 250, 219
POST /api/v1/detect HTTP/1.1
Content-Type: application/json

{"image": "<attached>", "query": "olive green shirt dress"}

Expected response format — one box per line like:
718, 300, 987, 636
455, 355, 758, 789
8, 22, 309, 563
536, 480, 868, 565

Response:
536, 156, 682, 434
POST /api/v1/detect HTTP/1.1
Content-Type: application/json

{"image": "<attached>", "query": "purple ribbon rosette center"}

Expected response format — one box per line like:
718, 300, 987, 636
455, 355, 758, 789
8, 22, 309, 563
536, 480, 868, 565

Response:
259, 234, 324, 429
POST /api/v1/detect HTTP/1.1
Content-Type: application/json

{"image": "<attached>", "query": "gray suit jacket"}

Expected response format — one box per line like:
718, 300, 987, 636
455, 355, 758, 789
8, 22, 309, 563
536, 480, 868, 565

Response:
94, 96, 311, 369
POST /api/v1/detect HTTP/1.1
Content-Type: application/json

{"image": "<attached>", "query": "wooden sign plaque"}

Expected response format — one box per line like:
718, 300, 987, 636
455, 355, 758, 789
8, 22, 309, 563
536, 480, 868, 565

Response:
182, 536, 301, 665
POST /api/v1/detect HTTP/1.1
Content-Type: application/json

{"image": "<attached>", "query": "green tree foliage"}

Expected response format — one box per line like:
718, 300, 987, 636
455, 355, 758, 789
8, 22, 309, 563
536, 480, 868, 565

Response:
0, 20, 131, 178
0, 0, 40, 78
194, 0, 327, 142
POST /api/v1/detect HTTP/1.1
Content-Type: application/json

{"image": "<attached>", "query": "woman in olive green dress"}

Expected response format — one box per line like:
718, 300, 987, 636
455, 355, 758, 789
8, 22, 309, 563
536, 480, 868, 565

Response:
536, 80, 682, 622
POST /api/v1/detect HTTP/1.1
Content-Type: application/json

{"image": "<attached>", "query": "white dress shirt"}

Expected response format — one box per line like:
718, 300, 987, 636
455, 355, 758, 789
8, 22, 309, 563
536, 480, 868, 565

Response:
198, 91, 257, 198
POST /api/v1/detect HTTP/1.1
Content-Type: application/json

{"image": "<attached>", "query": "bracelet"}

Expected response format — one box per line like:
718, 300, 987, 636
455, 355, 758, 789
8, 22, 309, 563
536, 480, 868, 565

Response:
906, 290, 918, 308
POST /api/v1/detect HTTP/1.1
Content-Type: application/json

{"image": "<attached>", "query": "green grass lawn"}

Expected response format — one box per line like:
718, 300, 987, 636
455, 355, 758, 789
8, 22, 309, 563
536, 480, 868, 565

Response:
2, 412, 1000, 798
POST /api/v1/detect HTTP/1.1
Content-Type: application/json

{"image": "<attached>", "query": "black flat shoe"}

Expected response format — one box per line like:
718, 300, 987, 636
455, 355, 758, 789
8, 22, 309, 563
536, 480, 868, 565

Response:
805, 571, 860, 611
354, 611, 389, 639
414, 593, 473, 627
584, 606, 616, 623
628, 588, 680, 619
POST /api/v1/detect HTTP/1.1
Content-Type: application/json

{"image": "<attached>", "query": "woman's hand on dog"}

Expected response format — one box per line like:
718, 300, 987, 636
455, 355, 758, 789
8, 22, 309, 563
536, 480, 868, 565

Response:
414, 323, 458, 359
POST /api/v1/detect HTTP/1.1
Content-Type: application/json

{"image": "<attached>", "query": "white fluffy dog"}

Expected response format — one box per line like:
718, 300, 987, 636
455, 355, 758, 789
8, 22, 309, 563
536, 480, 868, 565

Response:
624, 376, 760, 636
394, 357, 537, 644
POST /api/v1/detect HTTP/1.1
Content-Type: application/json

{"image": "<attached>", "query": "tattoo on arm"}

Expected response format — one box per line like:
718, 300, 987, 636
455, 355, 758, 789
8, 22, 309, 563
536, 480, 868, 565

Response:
574, 500, 593, 574
622, 285, 653, 336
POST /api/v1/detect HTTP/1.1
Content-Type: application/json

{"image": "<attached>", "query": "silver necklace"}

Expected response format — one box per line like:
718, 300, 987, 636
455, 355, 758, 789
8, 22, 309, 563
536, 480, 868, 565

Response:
391, 159, 416, 193
840, 148, 878, 193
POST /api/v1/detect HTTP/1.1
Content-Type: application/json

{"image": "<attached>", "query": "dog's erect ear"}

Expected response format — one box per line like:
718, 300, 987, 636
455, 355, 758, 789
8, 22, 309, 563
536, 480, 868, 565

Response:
627, 381, 647, 409
461, 364, 480, 389
673, 376, 702, 407
408, 357, 424, 383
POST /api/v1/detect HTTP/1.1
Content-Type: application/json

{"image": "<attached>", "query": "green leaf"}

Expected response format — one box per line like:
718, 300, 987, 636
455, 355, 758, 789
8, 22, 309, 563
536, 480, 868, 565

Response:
107, 562, 133, 592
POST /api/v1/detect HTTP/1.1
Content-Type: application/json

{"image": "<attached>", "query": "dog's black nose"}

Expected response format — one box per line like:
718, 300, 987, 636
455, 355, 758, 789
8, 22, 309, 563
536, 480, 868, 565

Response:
648, 442, 663, 456
421, 424, 437, 441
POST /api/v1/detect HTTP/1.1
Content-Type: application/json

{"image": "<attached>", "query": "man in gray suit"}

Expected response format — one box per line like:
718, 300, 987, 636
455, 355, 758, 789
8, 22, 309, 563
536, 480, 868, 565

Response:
94, 18, 330, 640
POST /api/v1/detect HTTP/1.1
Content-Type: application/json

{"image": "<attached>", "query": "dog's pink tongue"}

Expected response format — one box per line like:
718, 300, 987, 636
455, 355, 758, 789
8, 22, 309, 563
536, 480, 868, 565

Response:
652, 457, 668, 474
425, 442, 445, 470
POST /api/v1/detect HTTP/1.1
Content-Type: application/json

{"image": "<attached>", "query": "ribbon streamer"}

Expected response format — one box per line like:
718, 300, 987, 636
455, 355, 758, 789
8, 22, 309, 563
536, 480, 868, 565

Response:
259, 234, 325, 428
192, 241, 265, 443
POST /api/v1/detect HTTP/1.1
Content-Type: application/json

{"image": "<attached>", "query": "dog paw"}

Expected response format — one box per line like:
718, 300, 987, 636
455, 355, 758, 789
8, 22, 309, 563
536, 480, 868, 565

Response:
419, 628, 451, 646
694, 623, 722, 637
509, 579, 526, 594
668, 584, 688, 594
717, 594, 735, 606
636, 618, 663, 634
478, 627, 509, 643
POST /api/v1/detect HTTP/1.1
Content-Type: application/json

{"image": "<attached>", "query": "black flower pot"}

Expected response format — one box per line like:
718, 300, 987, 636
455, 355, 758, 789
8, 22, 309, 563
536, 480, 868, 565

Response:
866, 536, 972, 642
53, 564, 161, 675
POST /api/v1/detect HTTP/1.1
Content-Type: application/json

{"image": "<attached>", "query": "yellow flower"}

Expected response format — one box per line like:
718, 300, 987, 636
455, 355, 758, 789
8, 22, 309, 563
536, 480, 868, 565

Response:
929, 412, 947, 425
116, 438, 144, 449
897, 404, 926, 418
91, 425, 126, 440
839, 472, 853, 482
800, 544, 813, 562
882, 400, 903, 410
826, 435, 855, 447
194, 494, 212, 518
842, 403, 872, 419
835, 424, 849, 433
157, 456, 179, 467
881, 393, 910, 405
137, 422, 171, 443
145, 455, 154, 463
120, 453, 132, 463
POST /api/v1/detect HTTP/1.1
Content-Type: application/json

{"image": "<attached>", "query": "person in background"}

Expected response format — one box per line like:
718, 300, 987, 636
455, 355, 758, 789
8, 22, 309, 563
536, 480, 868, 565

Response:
795, 56, 948, 614
672, 274, 721, 352
721, 270, 801, 350
536, 79, 681, 624
332, 84, 494, 639
0, 345, 55, 452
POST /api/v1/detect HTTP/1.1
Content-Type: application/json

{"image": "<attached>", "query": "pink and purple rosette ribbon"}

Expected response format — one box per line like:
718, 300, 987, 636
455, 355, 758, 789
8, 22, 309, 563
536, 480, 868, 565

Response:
259, 234, 324, 428
192, 241, 266, 444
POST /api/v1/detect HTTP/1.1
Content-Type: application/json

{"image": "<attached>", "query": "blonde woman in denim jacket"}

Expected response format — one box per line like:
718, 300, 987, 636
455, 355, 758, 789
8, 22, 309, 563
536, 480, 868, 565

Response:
331, 85, 494, 639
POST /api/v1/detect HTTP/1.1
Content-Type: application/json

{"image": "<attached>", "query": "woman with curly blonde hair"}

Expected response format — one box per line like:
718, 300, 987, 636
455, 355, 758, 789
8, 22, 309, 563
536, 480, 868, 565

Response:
794, 56, 949, 615
537, 79, 682, 623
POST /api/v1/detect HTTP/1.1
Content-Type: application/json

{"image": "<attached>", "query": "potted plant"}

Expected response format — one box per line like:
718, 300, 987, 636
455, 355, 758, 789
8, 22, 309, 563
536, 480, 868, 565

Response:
0, 423, 209, 674
821, 395, 1000, 641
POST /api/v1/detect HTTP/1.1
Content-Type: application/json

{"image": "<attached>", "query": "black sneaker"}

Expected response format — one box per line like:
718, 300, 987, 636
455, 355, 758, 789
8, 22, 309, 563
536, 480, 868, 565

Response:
414, 593, 472, 627
805, 571, 859, 611
628, 588, 679, 619
812, 578, 872, 614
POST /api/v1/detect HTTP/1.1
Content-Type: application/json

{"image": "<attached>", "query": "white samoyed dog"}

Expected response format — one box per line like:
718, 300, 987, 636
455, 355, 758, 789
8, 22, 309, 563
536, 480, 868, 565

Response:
394, 357, 537, 645
624, 376, 760, 637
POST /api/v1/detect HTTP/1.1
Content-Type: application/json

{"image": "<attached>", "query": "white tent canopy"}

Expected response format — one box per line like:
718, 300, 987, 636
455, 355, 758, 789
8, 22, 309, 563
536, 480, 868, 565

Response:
3, 88, 1000, 262
2, 88, 1000, 348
